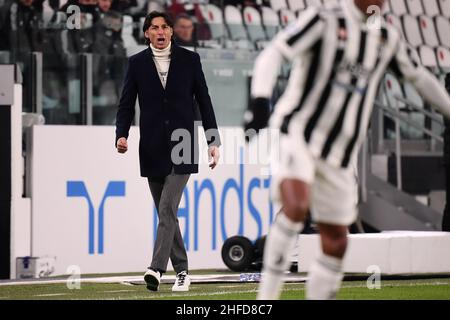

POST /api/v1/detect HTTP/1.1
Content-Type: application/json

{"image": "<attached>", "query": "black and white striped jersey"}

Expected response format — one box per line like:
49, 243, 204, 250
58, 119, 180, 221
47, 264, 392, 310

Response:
251, 0, 450, 168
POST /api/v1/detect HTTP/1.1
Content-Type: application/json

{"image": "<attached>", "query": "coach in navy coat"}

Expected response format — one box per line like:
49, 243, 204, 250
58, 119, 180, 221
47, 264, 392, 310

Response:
115, 11, 220, 292
115, 19, 220, 178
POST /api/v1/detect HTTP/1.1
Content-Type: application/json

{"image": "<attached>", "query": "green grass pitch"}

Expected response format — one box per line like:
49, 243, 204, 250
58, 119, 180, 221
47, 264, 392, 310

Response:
1, 273, 449, 300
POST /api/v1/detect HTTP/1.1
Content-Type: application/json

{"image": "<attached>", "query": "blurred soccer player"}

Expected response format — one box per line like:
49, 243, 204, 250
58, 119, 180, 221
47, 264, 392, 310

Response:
245, 0, 450, 299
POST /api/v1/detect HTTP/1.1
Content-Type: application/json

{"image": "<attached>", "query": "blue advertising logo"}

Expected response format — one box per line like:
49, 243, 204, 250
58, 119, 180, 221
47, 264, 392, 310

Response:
67, 181, 126, 254
66, 148, 274, 255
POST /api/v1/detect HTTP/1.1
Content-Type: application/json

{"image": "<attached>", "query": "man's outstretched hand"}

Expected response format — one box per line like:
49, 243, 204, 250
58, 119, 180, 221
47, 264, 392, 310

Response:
208, 145, 220, 169
116, 137, 128, 153
243, 97, 271, 142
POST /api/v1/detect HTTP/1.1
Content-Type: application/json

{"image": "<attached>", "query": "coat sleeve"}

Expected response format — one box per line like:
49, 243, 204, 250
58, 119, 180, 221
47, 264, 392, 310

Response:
115, 57, 137, 146
193, 53, 221, 147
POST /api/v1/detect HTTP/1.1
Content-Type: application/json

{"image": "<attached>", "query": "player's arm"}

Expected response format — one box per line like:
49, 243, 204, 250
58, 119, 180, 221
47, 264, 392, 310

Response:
389, 39, 450, 119
244, 8, 324, 139
243, 45, 283, 139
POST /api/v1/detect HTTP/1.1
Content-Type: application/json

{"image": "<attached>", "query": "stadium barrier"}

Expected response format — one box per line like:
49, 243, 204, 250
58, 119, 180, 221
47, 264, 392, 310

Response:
19, 125, 278, 277
298, 231, 450, 274
0, 65, 32, 280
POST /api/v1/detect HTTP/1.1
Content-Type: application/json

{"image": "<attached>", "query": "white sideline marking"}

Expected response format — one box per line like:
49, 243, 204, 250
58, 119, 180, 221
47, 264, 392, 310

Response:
34, 293, 69, 297
0, 274, 306, 286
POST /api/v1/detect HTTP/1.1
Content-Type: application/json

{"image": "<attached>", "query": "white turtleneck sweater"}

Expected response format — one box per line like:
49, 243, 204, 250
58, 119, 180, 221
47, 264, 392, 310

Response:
150, 42, 171, 89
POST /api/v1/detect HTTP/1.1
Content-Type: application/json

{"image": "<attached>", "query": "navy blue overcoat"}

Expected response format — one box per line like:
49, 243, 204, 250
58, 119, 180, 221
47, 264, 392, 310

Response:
115, 44, 220, 177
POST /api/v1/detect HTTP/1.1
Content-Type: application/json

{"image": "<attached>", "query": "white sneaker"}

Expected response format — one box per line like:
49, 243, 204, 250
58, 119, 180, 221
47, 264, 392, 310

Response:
172, 271, 190, 292
144, 269, 161, 292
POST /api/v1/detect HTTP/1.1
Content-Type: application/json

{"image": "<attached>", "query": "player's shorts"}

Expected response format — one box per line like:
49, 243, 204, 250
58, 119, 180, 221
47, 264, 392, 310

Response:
271, 128, 358, 226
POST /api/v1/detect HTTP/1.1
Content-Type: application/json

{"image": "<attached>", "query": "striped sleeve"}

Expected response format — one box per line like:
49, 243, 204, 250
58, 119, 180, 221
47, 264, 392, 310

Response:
389, 36, 422, 82
273, 7, 325, 61
251, 45, 284, 98
391, 36, 450, 119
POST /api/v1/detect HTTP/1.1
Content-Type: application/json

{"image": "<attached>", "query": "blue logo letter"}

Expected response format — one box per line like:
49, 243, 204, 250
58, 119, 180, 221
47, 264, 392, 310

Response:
67, 181, 126, 254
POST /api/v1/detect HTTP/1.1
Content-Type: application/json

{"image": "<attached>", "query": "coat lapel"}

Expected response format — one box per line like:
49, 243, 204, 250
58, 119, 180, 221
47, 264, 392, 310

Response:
145, 47, 165, 93
165, 44, 182, 92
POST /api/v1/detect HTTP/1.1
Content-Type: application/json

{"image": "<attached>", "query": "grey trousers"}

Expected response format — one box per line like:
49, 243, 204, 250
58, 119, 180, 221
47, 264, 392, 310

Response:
148, 172, 190, 274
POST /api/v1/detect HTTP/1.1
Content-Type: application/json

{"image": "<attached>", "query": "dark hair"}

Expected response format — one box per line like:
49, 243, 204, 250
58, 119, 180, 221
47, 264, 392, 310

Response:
174, 13, 193, 25
142, 11, 173, 45
142, 11, 173, 33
